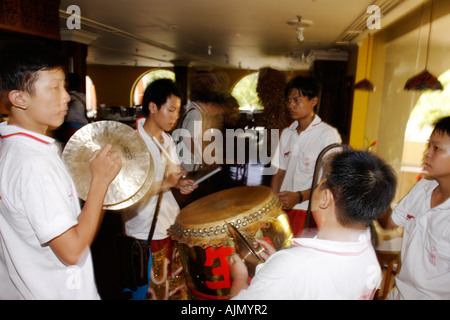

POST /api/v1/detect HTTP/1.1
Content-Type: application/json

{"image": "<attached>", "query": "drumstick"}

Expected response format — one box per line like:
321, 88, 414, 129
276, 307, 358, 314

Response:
152, 136, 176, 163
152, 136, 190, 179
194, 167, 222, 185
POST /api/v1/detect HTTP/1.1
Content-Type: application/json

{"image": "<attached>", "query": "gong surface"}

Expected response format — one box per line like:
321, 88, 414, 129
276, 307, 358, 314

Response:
103, 155, 155, 211
62, 121, 152, 207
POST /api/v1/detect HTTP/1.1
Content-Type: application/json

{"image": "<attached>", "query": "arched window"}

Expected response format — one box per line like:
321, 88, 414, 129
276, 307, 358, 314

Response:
399, 69, 450, 197
231, 72, 263, 111
131, 69, 176, 107
85, 76, 97, 119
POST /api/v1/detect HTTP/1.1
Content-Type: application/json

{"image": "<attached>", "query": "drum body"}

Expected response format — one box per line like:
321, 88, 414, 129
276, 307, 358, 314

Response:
168, 185, 292, 299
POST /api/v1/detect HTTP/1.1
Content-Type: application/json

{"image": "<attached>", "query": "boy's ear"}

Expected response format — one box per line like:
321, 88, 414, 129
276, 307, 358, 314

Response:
311, 96, 319, 109
8, 90, 28, 110
148, 102, 158, 115
318, 188, 334, 210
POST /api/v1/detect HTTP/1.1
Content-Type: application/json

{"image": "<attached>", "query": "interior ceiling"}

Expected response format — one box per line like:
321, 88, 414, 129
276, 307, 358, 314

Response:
58, 0, 424, 71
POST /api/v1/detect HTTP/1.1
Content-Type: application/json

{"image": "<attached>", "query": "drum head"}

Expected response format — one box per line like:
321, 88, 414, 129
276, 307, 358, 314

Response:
62, 121, 152, 207
169, 186, 282, 247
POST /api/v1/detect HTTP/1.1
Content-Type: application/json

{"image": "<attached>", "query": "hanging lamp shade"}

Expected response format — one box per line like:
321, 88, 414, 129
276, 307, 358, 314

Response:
404, 0, 443, 91
354, 78, 375, 91
404, 69, 443, 90
355, 35, 375, 92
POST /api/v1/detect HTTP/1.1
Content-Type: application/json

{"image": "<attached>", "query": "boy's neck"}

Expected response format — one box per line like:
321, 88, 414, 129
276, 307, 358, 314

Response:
8, 114, 48, 136
431, 177, 450, 208
296, 113, 315, 134
317, 226, 366, 242
142, 118, 163, 141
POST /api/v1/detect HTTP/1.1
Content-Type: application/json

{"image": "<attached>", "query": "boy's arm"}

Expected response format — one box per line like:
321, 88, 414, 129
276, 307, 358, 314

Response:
270, 168, 286, 193
377, 207, 399, 230
49, 144, 121, 265
229, 254, 249, 298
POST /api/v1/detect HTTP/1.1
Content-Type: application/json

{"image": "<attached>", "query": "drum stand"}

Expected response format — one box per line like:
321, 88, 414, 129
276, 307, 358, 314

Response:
304, 143, 349, 234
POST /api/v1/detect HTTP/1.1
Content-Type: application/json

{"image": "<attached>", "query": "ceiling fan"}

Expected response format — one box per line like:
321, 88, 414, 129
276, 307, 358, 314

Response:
287, 15, 313, 43
286, 15, 314, 27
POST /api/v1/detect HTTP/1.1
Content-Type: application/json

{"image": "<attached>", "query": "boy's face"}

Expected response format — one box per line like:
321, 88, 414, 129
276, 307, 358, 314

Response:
286, 88, 317, 122
10, 68, 70, 134
424, 131, 450, 179
149, 94, 181, 132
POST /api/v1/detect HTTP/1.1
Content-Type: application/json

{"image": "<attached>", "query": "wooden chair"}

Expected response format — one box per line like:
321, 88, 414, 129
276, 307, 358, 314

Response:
372, 220, 403, 300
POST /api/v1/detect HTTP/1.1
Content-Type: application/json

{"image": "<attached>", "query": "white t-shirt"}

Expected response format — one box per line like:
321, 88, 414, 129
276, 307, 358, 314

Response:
233, 229, 381, 300
66, 91, 88, 125
122, 118, 181, 240
272, 115, 342, 210
0, 123, 99, 299
172, 101, 203, 172
389, 178, 450, 300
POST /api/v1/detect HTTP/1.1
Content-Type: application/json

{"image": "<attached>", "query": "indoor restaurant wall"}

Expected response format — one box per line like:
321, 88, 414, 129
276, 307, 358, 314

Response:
364, 0, 450, 203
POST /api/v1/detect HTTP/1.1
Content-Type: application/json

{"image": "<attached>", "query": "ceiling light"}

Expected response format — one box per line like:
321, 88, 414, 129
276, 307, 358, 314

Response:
287, 15, 313, 27
287, 15, 311, 44
404, 70, 443, 90
297, 27, 304, 42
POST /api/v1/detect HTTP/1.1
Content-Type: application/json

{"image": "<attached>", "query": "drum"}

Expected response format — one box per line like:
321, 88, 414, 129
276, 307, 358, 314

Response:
168, 185, 293, 299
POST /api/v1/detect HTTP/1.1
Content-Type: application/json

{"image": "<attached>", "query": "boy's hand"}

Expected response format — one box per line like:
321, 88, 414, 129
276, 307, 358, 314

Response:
230, 254, 248, 280
88, 144, 122, 186
229, 254, 249, 298
254, 238, 276, 261
277, 191, 299, 211
177, 177, 197, 194
162, 166, 198, 194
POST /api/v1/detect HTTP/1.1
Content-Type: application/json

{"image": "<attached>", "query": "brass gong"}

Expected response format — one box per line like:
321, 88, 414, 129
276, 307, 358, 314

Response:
62, 121, 153, 208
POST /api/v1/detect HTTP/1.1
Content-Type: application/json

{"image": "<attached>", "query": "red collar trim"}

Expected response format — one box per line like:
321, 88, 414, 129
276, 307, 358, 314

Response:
292, 239, 370, 256
136, 117, 146, 134
1, 132, 52, 145
289, 119, 322, 130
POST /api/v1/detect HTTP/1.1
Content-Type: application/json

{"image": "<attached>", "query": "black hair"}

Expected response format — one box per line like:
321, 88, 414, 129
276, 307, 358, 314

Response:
322, 150, 397, 228
0, 42, 64, 106
284, 76, 319, 100
141, 78, 184, 116
67, 73, 81, 92
190, 89, 218, 104
432, 116, 450, 137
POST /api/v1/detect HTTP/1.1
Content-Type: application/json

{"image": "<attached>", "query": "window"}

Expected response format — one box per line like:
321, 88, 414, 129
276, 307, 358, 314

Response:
231, 72, 263, 111
131, 69, 176, 107
85, 76, 97, 119
399, 69, 450, 197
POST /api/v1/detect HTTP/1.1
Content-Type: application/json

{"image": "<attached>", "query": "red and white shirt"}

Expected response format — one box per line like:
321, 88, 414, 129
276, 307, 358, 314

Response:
233, 229, 381, 300
272, 115, 341, 210
122, 118, 181, 241
390, 178, 450, 299
0, 123, 99, 299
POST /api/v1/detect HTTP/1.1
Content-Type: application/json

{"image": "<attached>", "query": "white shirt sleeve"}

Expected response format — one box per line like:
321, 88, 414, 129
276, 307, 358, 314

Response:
391, 178, 428, 227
